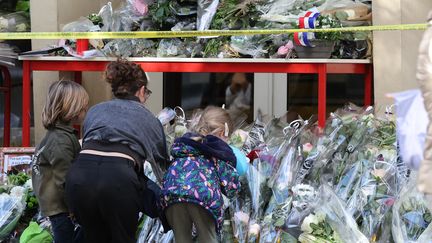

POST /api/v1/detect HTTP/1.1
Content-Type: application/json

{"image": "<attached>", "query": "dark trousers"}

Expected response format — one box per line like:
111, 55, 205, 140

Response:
65, 154, 142, 243
49, 213, 83, 243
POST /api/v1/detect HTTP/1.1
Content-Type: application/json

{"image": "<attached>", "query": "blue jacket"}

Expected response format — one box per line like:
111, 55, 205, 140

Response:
162, 133, 240, 233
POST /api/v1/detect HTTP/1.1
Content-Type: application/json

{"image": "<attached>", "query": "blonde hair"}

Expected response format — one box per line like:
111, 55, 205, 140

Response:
194, 106, 234, 138
42, 80, 89, 129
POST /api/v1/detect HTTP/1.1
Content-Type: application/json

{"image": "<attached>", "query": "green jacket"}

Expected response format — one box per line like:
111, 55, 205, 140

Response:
31, 124, 80, 217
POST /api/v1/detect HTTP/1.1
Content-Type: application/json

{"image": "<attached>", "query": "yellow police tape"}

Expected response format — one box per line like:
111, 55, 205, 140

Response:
0, 23, 427, 40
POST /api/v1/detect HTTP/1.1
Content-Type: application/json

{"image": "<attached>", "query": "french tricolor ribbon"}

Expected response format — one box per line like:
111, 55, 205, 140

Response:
302, 11, 320, 29
294, 32, 314, 47
295, 10, 320, 47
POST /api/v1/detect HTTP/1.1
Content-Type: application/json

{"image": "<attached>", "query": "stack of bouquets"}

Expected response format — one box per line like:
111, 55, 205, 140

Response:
220, 103, 427, 243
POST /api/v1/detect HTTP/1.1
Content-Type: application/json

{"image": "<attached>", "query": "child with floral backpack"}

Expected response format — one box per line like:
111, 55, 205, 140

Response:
162, 106, 244, 243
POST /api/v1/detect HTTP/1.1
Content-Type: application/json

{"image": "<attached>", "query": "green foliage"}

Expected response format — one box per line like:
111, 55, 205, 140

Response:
88, 13, 103, 27
203, 38, 223, 57
315, 15, 342, 41
211, 0, 262, 30
8, 172, 30, 186
149, 1, 173, 29
26, 193, 38, 210
16, 0, 30, 12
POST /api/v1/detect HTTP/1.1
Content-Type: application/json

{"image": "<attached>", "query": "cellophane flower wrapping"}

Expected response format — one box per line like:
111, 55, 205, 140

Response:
0, 185, 27, 239
309, 185, 369, 243
392, 175, 432, 243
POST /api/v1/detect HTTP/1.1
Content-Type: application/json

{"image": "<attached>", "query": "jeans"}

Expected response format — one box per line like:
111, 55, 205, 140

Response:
49, 213, 82, 243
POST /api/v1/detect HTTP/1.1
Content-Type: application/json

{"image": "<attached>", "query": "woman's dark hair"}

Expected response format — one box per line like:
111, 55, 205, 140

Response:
104, 59, 148, 98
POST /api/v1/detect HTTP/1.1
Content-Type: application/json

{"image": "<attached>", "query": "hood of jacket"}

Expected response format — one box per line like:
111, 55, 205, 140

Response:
172, 132, 236, 167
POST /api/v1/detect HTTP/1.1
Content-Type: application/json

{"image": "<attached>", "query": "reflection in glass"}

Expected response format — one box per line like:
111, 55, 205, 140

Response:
287, 74, 368, 119
164, 72, 254, 123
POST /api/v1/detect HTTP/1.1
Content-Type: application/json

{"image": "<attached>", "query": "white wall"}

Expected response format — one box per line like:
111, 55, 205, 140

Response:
373, 0, 432, 113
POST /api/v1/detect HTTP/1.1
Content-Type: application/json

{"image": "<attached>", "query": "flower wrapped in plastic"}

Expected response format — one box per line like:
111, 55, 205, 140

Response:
242, 113, 267, 154
268, 119, 310, 205
392, 176, 432, 243
259, 196, 280, 243
137, 217, 174, 243
296, 113, 345, 185
299, 211, 342, 243
245, 158, 272, 243
300, 185, 369, 243
0, 185, 27, 239
353, 160, 398, 241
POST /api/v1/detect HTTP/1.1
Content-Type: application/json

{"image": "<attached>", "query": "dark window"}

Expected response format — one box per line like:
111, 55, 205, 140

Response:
287, 74, 372, 119
164, 72, 254, 123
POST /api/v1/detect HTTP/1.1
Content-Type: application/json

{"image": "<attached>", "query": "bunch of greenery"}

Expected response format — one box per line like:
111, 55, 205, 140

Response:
211, 0, 263, 30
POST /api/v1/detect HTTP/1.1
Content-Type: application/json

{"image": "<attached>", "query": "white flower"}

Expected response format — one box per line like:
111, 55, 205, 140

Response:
10, 186, 26, 199
315, 212, 326, 223
234, 211, 250, 224
301, 213, 319, 234
248, 223, 260, 236
24, 179, 32, 190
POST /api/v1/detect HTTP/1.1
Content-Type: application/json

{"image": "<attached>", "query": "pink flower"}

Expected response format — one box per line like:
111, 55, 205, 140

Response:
385, 198, 395, 206
277, 40, 294, 56
303, 143, 314, 153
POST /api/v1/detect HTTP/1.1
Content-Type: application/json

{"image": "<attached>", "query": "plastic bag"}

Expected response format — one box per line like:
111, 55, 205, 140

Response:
157, 107, 177, 126
242, 114, 266, 154
318, 0, 365, 12
19, 221, 53, 243
62, 17, 96, 32
98, 2, 114, 31
316, 185, 369, 243
197, 0, 219, 31
230, 175, 252, 243
354, 161, 398, 241
169, 1, 197, 16
392, 176, 432, 243
137, 217, 173, 243
271, 145, 299, 204
157, 39, 186, 57
0, 11, 29, 32
230, 35, 268, 58
111, 2, 143, 32
390, 89, 428, 170
335, 40, 369, 59
0, 186, 27, 239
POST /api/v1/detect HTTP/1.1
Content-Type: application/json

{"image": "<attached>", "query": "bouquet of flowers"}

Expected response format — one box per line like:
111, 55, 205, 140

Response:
299, 211, 342, 243
392, 176, 432, 243
0, 185, 27, 239
315, 185, 369, 243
